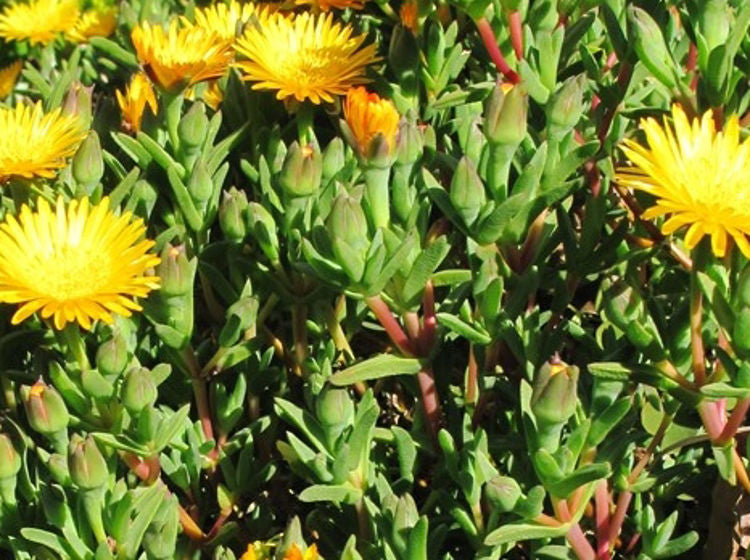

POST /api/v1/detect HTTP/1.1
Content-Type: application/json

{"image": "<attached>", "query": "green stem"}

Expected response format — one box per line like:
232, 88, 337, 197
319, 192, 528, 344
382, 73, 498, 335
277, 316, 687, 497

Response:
61, 324, 90, 372
487, 143, 517, 201
296, 102, 315, 145
164, 92, 184, 154
363, 166, 392, 230
82, 488, 107, 544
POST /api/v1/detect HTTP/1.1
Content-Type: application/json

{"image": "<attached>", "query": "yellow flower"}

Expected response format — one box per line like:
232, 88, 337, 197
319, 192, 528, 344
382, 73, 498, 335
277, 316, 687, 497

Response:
0, 60, 23, 99
294, 0, 364, 11
240, 541, 272, 560
116, 72, 158, 133
399, 0, 418, 33
131, 20, 234, 92
0, 0, 79, 45
344, 86, 400, 158
284, 544, 318, 560
0, 102, 87, 183
66, 6, 117, 43
0, 197, 161, 330
617, 104, 750, 258
203, 80, 223, 110
185, 0, 275, 41
234, 12, 378, 104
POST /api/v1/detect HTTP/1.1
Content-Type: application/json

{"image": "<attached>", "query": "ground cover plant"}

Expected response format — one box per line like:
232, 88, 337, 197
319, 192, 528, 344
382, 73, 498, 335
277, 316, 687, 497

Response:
0, 0, 749, 558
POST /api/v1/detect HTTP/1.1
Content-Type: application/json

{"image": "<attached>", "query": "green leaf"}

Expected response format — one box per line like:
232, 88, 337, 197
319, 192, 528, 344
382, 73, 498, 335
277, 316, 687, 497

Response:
92, 432, 149, 456
436, 313, 491, 345
329, 354, 423, 386
700, 382, 750, 399
403, 236, 450, 305
406, 516, 429, 560
298, 484, 362, 504
118, 484, 167, 559
89, 37, 139, 68
274, 398, 331, 457
153, 404, 191, 451
587, 398, 632, 446
547, 463, 611, 498
20, 529, 73, 559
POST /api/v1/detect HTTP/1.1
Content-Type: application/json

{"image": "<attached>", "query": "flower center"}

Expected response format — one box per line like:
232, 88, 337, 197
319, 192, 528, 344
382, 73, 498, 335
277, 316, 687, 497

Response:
27, 245, 114, 300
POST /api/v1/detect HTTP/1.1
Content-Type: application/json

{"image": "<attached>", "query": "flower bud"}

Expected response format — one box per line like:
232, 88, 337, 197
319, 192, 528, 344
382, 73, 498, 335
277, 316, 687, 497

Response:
22, 382, 69, 435
121, 366, 158, 413
72, 131, 104, 194
63, 82, 93, 128
279, 142, 323, 198
546, 75, 585, 134
627, 6, 678, 88
0, 434, 21, 480
315, 387, 354, 428
96, 332, 129, 379
47, 453, 70, 485
246, 202, 280, 264
327, 192, 370, 283
178, 102, 208, 153
485, 475, 522, 513
450, 156, 486, 228
68, 435, 108, 490
157, 244, 195, 297
396, 116, 424, 166
484, 83, 528, 146
344, 87, 400, 167
322, 137, 345, 181
187, 159, 213, 205
425, 20, 445, 78
389, 25, 419, 82
531, 361, 579, 427
219, 187, 249, 242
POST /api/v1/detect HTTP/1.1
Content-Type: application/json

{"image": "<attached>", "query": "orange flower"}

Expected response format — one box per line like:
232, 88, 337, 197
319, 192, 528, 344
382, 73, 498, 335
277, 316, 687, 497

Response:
285, 544, 318, 560
295, 0, 364, 10
399, 0, 418, 33
344, 86, 400, 159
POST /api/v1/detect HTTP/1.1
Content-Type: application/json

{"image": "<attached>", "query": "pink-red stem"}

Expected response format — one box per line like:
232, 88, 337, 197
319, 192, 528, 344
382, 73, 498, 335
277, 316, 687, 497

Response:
365, 296, 417, 356
594, 480, 611, 560
475, 18, 521, 84
608, 490, 632, 545
508, 10, 523, 60
557, 500, 595, 560
717, 398, 750, 445
417, 366, 442, 442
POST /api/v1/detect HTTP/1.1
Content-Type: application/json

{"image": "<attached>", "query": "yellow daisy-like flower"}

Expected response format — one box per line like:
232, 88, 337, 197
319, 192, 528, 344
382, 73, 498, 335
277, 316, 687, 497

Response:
617, 104, 750, 258
131, 20, 234, 92
184, 0, 275, 41
0, 0, 79, 45
294, 0, 364, 11
284, 544, 318, 560
234, 12, 378, 104
0, 60, 23, 99
116, 72, 158, 133
344, 86, 400, 157
0, 197, 161, 330
0, 102, 87, 183
66, 6, 117, 43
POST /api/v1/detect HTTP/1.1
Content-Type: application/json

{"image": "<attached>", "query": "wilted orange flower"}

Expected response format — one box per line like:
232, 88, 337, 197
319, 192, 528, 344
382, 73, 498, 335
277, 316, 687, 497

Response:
399, 0, 418, 33
116, 72, 158, 132
344, 86, 400, 158
131, 20, 233, 92
0, 60, 22, 99
295, 0, 364, 11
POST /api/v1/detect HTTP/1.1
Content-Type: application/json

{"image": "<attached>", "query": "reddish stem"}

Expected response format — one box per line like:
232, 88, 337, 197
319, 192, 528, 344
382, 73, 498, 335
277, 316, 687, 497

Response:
557, 500, 595, 560
475, 18, 521, 84
594, 480, 611, 560
717, 398, 750, 445
508, 10, 523, 60
466, 344, 478, 406
420, 280, 437, 352
417, 366, 442, 442
608, 490, 632, 545
699, 401, 725, 440
365, 296, 417, 357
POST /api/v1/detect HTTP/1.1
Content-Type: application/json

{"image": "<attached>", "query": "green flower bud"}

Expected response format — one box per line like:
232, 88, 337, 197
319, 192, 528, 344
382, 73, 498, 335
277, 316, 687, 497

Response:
450, 156, 486, 228
393, 493, 419, 531
72, 131, 104, 194
96, 332, 129, 379
316, 387, 354, 428
157, 244, 195, 297
531, 361, 579, 427
485, 475, 522, 513
246, 202, 280, 263
47, 453, 71, 486
327, 192, 370, 283
121, 367, 158, 413
0, 434, 21, 480
22, 382, 69, 435
63, 82, 93, 128
627, 6, 678, 88
279, 142, 323, 197
143, 494, 180, 560
395, 116, 424, 166
219, 187, 249, 242
546, 75, 585, 134
322, 137, 345, 181
389, 25, 419, 82
178, 102, 208, 153
699, 0, 731, 52
68, 435, 108, 490
187, 159, 213, 204
484, 83, 528, 146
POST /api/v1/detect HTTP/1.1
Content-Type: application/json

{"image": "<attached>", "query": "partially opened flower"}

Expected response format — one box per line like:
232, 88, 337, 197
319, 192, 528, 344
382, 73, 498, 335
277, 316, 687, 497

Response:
344, 86, 400, 160
66, 6, 117, 43
116, 72, 158, 132
295, 0, 365, 11
234, 12, 378, 104
0, 197, 161, 330
0, 60, 23, 99
0, 0, 79, 45
131, 20, 234, 92
184, 0, 275, 41
617, 104, 750, 258
284, 544, 318, 560
0, 102, 87, 183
